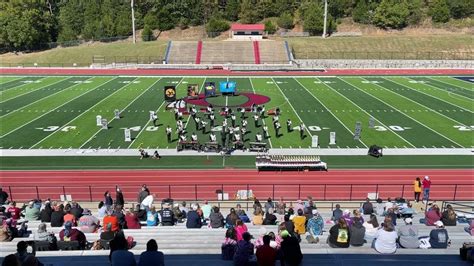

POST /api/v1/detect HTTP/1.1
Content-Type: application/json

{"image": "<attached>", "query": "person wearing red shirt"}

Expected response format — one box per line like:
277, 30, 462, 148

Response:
7, 202, 21, 220
103, 213, 120, 232
422, 176, 432, 202
256, 235, 277, 266
63, 205, 77, 226
124, 208, 141, 229
425, 204, 442, 226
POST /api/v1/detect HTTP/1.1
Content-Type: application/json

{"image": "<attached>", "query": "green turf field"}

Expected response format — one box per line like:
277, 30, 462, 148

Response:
0, 75, 472, 150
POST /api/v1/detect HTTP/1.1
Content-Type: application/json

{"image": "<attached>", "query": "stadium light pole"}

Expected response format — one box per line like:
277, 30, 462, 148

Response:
131, 0, 136, 44
322, 0, 328, 38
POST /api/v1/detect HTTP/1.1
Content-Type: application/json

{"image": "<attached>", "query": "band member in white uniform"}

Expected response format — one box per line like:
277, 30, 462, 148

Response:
166, 126, 172, 143
275, 121, 281, 138
191, 133, 198, 142
210, 132, 217, 142
263, 125, 269, 138
256, 132, 263, 142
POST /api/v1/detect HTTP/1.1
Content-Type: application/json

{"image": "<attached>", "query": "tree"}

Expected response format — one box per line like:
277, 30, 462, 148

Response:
142, 24, 153, 41
0, 2, 55, 51
448, 0, 472, 19
114, 5, 132, 37
328, 0, 353, 19
239, 0, 259, 24
353, 0, 371, 24
81, 1, 101, 40
144, 12, 159, 30
256, 0, 278, 19
430, 0, 451, 23
224, 0, 240, 21
277, 12, 294, 30
303, 2, 336, 36
57, 0, 84, 43
205, 17, 230, 37
156, 5, 175, 32
406, 0, 423, 25
373, 0, 410, 29
264, 20, 277, 34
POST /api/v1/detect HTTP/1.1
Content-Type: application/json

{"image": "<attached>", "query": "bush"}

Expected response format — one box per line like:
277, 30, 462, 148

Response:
205, 18, 230, 37
430, 0, 451, 23
353, 0, 371, 24
142, 24, 153, 41
277, 12, 294, 30
372, 0, 410, 29
264, 20, 277, 35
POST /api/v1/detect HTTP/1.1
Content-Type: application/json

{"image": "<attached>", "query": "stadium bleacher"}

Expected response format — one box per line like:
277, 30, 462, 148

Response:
0, 201, 471, 266
166, 41, 198, 64
164, 41, 291, 65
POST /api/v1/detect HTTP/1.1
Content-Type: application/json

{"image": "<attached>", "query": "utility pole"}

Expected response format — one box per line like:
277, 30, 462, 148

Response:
131, 0, 136, 44
322, 0, 328, 38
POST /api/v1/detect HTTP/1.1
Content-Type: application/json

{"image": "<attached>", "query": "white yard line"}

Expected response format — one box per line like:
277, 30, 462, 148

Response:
1, 77, 117, 138
295, 78, 368, 148
183, 78, 206, 134
0, 77, 93, 119
341, 78, 464, 148
78, 78, 161, 149
425, 77, 473, 92
249, 78, 273, 148
0, 77, 46, 92
0, 77, 68, 104
417, 78, 473, 101
271, 77, 313, 138
127, 78, 183, 148
375, 78, 471, 126
329, 78, 417, 148
27, 77, 130, 148
388, 78, 473, 112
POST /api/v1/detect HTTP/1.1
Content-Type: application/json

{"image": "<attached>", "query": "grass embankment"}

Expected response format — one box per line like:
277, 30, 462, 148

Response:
1, 34, 473, 67
0, 155, 472, 170
286, 35, 474, 60
0, 41, 168, 67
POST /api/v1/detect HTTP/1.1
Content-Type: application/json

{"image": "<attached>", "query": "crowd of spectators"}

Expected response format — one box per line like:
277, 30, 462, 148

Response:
0, 181, 470, 266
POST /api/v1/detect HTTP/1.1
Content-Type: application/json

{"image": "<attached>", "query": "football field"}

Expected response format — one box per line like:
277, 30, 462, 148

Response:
0, 75, 472, 150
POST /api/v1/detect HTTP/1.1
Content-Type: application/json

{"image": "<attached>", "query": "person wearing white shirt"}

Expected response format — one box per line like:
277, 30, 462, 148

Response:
191, 133, 198, 142
373, 222, 398, 254
140, 194, 154, 211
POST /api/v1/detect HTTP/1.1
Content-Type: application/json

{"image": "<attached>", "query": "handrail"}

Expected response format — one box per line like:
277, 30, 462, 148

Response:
5, 183, 472, 203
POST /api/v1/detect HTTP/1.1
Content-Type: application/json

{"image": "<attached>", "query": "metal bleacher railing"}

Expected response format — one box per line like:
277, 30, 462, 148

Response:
5, 183, 472, 203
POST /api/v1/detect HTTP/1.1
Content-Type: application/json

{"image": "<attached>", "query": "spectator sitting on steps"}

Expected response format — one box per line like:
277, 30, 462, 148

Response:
373, 220, 398, 254
429, 221, 450, 249
186, 204, 202, 229
138, 239, 164, 266
159, 203, 176, 226
263, 208, 277, 225
328, 218, 350, 248
59, 221, 87, 249
209, 206, 224, 228
362, 198, 374, 215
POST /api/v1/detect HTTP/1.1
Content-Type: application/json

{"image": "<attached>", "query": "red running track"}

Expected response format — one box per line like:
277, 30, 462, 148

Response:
1, 169, 472, 202
1, 67, 473, 76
